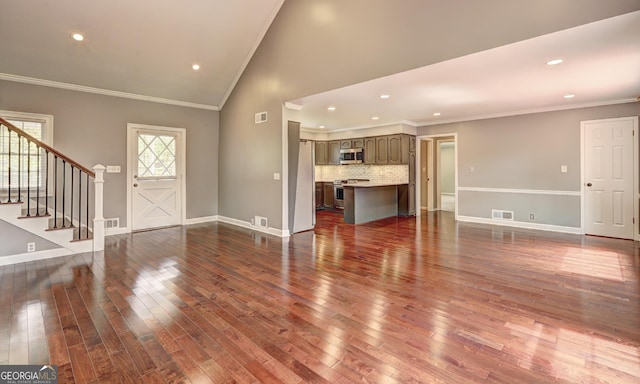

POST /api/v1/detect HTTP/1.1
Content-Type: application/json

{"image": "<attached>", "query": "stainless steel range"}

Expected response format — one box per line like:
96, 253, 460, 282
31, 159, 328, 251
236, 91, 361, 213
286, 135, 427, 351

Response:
333, 179, 369, 209
333, 180, 346, 209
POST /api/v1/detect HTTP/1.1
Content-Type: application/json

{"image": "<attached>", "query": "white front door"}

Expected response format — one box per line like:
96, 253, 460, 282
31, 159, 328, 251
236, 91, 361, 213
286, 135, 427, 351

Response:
583, 117, 636, 239
129, 125, 184, 231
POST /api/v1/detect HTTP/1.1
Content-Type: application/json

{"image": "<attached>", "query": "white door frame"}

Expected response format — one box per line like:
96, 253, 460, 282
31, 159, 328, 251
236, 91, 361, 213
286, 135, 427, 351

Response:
420, 139, 435, 211
437, 140, 456, 212
416, 133, 458, 219
580, 116, 638, 241
126, 123, 187, 233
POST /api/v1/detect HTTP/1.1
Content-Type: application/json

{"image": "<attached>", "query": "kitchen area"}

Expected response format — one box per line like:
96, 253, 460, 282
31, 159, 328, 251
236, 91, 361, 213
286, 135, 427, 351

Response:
313, 132, 416, 224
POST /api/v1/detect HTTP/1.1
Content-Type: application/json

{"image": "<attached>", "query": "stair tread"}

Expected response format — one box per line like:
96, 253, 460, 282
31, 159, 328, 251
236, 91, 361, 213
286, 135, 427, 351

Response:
18, 213, 51, 219
46, 218, 74, 230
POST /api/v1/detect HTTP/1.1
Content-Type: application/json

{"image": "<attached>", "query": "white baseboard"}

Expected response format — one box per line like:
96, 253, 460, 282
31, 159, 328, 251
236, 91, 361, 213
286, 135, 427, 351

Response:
0, 248, 73, 267
217, 216, 290, 238
185, 215, 219, 225
457, 215, 582, 235
106, 215, 220, 235
104, 215, 291, 238
105, 226, 130, 236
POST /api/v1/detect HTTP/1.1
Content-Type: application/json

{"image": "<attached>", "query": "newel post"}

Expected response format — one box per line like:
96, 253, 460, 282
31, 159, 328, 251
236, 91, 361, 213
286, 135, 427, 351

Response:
93, 164, 106, 251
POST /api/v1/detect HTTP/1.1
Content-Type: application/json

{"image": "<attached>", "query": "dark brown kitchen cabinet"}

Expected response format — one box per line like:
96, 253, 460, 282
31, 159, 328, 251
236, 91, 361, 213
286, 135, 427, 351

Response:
364, 137, 376, 163
328, 141, 341, 164
408, 151, 416, 182
398, 183, 416, 216
375, 136, 388, 164
352, 138, 364, 148
409, 135, 416, 152
408, 182, 416, 215
401, 134, 412, 164
315, 134, 415, 166
323, 182, 334, 208
388, 135, 402, 164
341, 139, 364, 149
315, 141, 327, 165
315, 182, 323, 209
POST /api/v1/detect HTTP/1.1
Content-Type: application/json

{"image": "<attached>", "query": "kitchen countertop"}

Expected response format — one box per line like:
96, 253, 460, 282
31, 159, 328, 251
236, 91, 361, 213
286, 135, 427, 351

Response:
342, 182, 407, 188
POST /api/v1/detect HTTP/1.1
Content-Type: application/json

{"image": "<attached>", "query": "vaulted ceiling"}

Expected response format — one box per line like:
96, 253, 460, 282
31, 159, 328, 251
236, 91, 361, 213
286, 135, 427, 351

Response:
0, 0, 285, 109
1, 2, 638, 127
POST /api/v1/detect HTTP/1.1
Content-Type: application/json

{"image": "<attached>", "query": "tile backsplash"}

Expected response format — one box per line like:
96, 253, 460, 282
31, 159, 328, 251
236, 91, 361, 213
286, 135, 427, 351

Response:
315, 165, 408, 183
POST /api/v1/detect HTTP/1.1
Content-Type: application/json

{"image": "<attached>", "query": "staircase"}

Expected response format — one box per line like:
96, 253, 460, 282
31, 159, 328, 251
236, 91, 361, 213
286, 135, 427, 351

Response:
0, 117, 105, 265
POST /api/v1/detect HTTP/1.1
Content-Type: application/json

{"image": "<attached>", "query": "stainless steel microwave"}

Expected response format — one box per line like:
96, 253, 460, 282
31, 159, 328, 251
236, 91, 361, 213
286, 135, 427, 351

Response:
340, 148, 364, 164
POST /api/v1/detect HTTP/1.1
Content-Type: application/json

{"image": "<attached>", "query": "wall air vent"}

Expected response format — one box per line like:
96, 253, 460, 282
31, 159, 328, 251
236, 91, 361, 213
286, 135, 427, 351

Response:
104, 218, 119, 229
492, 209, 514, 221
255, 111, 267, 124
254, 215, 268, 229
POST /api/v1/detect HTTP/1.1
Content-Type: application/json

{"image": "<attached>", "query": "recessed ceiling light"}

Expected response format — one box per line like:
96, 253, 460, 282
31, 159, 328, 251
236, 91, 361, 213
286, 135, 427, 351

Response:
564, 94, 575, 99
433, 112, 441, 116
380, 94, 390, 99
192, 64, 200, 71
319, 125, 325, 129
327, 106, 336, 111
372, 116, 379, 120
546, 58, 563, 66
72, 33, 84, 41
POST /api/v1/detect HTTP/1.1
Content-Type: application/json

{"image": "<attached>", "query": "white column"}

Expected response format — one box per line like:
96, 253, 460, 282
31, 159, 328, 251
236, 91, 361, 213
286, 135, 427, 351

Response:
93, 164, 106, 251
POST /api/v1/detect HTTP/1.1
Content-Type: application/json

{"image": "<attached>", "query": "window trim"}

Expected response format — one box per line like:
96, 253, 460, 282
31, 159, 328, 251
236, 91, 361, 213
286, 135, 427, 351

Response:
0, 111, 54, 195
0, 110, 54, 145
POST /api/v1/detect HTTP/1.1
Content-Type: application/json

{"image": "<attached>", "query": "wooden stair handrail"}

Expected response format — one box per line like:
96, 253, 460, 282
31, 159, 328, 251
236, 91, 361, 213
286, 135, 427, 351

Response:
0, 116, 95, 177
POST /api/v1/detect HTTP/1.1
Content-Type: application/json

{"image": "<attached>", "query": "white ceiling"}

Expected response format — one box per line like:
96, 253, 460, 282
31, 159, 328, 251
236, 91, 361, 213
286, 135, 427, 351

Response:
289, 11, 640, 131
0, 0, 284, 109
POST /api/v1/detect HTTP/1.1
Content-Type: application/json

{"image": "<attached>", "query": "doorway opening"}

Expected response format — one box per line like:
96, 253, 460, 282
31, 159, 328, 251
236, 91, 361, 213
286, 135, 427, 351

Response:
417, 134, 457, 216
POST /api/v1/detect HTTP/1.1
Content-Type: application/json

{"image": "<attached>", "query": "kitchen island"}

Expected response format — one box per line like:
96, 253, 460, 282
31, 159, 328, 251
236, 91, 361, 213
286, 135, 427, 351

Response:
342, 182, 409, 224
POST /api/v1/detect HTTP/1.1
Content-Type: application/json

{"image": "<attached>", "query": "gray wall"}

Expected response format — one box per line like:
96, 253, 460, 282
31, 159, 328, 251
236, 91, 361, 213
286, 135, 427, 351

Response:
0, 220, 60, 256
440, 143, 455, 195
0, 80, 219, 227
219, 0, 640, 230
417, 103, 640, 227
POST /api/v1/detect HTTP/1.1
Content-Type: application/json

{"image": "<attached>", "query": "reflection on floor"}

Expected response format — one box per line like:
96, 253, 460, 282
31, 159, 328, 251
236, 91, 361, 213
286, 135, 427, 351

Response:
1, 210, 638, 383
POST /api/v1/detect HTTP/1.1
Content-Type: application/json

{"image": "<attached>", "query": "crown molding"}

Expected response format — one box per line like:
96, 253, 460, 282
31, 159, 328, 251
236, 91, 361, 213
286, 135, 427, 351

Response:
416, 98, 637, 127
0, 73, 219, 111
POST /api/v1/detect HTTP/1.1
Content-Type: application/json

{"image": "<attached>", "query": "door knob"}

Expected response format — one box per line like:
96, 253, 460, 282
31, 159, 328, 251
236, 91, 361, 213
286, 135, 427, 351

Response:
586, 183, 592, 187
133, 183, 138, 188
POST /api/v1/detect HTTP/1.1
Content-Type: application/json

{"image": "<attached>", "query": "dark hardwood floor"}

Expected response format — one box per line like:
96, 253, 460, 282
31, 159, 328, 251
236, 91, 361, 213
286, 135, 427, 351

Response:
1, 210, 639, 383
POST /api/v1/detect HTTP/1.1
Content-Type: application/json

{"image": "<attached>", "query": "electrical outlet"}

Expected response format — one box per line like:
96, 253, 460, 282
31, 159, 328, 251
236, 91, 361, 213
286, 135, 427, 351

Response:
561, 165, 567, 173
27, 242, 36, 252
273, 173, 280, 180
250, 218, 255, 225
529, 213, 535, 220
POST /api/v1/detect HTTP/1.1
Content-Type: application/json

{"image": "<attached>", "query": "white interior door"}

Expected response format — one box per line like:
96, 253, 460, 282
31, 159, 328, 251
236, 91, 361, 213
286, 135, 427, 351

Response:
130, 126, 183, 231
583, 117, 635, 239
